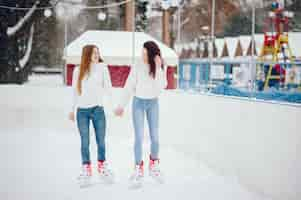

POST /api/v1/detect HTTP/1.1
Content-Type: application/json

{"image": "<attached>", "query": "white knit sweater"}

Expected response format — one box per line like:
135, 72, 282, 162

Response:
119, 63, 168, 108
71, 63, 112, 112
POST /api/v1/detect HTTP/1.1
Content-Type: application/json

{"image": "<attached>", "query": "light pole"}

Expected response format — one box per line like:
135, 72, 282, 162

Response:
63, 9, 68, 84
176, 6, 190, 45
177, 3, 181, 44
251, 2, 256, 94
209, 0, 215, 90
131, 0, 135, 68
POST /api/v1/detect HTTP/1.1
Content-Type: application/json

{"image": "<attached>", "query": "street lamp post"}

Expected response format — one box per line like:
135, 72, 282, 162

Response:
177, 3, 181, 44
209, 0, 215, 91
251, 2, 256, 94
176, 2, 190, 45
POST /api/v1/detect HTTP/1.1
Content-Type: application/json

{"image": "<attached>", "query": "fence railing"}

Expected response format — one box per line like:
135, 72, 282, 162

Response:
178, 59, 301, 104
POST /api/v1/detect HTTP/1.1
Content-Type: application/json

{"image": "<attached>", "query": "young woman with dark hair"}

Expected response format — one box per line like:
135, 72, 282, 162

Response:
115, 41, 167, 185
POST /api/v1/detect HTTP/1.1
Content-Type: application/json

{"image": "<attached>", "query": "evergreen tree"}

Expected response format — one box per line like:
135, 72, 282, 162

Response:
136, 0, 148, 31
84, 0, 119, 31
223, 11, 262, 37
28, 3, 57, 68
118, 0, 149, 32
0, 0, 52, 84
289, 0, 301, 31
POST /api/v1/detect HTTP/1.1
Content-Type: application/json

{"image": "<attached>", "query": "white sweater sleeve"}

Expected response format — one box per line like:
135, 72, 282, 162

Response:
155, 65, 168, 90
71, 67, 79, 113
160, 66, 168, 89
119, 67, 137, 109
103, 65, 113, 97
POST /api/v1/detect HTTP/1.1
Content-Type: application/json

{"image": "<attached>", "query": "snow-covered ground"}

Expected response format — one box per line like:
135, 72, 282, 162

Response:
0, 74, 274, 200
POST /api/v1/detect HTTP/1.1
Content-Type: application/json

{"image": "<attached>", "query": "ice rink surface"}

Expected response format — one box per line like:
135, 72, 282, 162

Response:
0, 75, 272, 200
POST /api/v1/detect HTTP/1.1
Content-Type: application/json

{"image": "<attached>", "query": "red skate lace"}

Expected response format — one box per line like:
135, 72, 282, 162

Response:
84, 164, 92, 176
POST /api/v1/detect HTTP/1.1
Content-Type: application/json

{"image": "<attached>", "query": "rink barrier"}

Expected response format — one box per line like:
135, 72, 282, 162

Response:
178, 59, 301, 103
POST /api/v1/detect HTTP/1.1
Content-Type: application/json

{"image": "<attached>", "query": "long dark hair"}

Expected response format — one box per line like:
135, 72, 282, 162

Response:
143, 41, 164, 79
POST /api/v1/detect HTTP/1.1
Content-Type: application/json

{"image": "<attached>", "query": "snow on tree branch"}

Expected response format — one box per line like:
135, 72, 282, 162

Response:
7, 2, 38, 37
19, 24, 34, 69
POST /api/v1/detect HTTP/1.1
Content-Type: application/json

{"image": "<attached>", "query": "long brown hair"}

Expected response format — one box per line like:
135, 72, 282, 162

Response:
143, 41, 164, 79
77, 45, 103, 95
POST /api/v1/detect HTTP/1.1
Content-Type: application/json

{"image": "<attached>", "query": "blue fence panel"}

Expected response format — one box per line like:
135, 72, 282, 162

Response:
178, 59, 301, 104
179, 61, 211, 90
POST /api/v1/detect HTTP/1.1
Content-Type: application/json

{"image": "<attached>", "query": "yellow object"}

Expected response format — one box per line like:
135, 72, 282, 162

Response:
259, 33, 295, 89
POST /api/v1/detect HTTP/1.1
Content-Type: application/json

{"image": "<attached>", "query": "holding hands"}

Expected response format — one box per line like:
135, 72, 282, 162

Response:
114, 107, 124, 117
112, 54, 162, 118
69, 112, 75, 122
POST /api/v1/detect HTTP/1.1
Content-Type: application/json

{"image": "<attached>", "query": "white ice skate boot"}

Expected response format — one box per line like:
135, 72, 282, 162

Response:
78, 163, 93, 188
129, 161, 144, 188
149, 157, 164, 184
97, 160, 114, 184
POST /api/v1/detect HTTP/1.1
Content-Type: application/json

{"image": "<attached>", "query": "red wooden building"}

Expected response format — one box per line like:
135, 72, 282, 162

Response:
64, 30, 178, 89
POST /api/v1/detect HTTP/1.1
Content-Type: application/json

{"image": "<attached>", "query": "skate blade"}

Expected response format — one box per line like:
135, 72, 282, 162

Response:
150, 174, 164, 184
78, 179, 94, 189
128, 178, 143, 189
129, 182, 143, 189
79, 182, 94, 189
98, 174, 115, 185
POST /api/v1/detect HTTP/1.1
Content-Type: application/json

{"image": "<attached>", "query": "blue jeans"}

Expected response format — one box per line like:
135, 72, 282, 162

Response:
76, 106, 106, 164
132, 97, 159, 165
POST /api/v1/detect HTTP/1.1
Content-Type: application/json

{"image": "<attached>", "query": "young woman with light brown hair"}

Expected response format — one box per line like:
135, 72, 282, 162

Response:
69, 44, 114, 186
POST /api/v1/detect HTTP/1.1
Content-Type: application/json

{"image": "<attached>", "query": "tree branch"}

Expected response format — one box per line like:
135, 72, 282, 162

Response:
7, 2, 38, 37
19, 24, 34, 68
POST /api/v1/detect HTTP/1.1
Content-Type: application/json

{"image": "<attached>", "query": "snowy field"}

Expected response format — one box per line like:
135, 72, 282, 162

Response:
0, 74, 277, 200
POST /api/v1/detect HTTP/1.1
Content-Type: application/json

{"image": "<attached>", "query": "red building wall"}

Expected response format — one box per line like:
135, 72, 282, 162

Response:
66, 64, 177, 89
